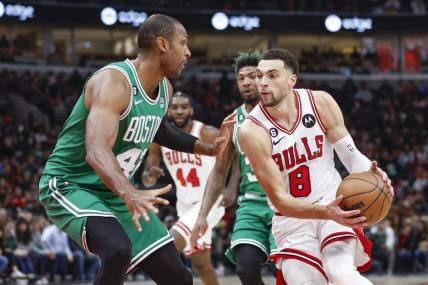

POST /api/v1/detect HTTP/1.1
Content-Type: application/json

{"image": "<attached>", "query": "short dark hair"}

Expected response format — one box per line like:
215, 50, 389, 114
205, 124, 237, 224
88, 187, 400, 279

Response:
233, 51, 261, 75
261, 48, 299, 76
172, 91, 193, 106
137, 14, 181, 50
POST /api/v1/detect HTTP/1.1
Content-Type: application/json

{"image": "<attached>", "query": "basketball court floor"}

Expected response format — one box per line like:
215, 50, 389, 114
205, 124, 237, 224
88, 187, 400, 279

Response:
126, 275, 428, 285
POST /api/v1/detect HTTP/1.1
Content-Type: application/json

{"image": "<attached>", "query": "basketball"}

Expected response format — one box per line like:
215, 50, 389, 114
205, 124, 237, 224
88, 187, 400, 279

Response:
337, 171, 392, 226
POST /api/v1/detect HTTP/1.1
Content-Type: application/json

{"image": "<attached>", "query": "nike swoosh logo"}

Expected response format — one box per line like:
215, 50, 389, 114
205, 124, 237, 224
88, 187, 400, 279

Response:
134, 99, 144, 105
273, 136, 285, 145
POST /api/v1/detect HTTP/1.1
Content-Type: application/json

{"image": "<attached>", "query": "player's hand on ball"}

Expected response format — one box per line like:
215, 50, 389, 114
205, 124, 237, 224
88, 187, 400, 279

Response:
370, 161, 394, 198
326, 195, 368, 228
191, 215, 208, 250
124, 185, 171, 232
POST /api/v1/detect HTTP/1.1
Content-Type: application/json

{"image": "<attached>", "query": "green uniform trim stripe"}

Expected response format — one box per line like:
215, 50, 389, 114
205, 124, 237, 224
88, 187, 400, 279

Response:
125, 59, 168, 107
230, 238, 269, 256
48, 177, 116, 218
86, 65, 134, 121
126, 233, 174, 273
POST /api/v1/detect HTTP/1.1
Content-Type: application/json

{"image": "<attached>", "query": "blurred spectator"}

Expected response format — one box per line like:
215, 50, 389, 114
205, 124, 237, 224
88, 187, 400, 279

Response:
14, 219, 36, 277
410, 0, 427, 14
29, 216, 53, 284
41, 224, 73, 281
68, 237, 101, 281
369, 219, 396, 274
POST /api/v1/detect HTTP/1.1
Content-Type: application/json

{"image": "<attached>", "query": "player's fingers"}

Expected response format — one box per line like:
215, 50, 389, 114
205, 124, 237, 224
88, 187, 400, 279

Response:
151, 197, 170, 205
215, 137, 227, 144
132, 212, 142, 232
341, 209, 362, 217
347, 215, 367, 224
331, 195, 343, 206
154, 167, 165, 177
143, 203, 159, 215
345, 221, 368, 229
222, 118, 236, 126
370, 160, 378, 171
139, 207, 150, 222
150, 184, 172, 196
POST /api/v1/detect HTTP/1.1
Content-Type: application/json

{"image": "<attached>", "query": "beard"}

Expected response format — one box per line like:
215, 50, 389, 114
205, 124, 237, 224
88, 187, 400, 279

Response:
261, 96, 281, 107
170, 115, 191, 128
243, 94, 259, 105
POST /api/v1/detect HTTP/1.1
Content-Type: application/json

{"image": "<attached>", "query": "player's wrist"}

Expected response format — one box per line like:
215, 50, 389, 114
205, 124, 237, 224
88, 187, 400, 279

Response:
194, 139, 214, 156
316, 204, 330, 220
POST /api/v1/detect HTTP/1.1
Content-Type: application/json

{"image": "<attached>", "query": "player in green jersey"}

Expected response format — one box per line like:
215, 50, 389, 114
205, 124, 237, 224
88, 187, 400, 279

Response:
39, 14, 230, 285
191, 52, 277, 285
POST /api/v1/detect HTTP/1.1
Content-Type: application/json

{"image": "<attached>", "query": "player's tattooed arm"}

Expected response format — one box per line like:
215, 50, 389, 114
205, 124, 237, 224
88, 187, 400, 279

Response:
85, 69, 171, 232
142, 143, 165, 188
238, 119, 367, 228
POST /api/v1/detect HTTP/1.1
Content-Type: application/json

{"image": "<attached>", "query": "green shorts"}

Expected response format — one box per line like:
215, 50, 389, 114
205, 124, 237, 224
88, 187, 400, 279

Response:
225, 195, 277, 264
39, 175, 173, 273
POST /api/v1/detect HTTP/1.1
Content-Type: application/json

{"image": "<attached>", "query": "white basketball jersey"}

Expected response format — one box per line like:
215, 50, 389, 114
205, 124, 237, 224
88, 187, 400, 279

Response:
161, 121, 216, 204
248, 89, 342, 212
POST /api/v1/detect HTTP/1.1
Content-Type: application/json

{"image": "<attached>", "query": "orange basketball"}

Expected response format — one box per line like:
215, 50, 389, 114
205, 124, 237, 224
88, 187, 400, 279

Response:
337, 171, 392, 226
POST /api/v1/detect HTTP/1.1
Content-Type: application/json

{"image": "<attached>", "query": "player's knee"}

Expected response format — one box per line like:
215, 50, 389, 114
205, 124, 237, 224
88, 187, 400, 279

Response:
325, 262, 359, 285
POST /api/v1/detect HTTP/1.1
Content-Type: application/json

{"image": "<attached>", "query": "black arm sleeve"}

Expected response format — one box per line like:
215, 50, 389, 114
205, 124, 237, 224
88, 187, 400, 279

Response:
153, 117, 198, 153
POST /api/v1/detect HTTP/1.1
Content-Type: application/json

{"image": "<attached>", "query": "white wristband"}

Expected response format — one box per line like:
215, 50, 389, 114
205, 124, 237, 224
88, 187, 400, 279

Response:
333, 135, 371, 173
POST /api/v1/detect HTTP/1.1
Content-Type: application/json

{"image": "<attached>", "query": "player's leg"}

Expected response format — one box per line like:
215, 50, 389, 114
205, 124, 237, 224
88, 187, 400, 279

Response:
189, 249, 218, 285
281, 258, 328, 285
234, 244, 266, 285
170, 228, 187, 252
138, 241, 192, 285
322, 240, 373, 285
86, 216, 131, 285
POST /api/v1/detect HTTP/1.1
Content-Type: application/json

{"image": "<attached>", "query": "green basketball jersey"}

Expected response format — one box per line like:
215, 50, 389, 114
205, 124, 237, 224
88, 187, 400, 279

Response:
43, 59, 169, 190
232, 104, 266, 196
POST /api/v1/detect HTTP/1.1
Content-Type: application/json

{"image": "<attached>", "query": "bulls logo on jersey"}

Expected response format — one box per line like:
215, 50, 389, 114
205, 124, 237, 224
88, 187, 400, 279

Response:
132, 86, 138, 96
269, 127, 279, 137
302, 114, 316, 128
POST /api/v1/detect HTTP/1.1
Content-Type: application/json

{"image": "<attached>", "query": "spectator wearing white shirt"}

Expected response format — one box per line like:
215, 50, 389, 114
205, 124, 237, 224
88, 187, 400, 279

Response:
41, 223, 72, 280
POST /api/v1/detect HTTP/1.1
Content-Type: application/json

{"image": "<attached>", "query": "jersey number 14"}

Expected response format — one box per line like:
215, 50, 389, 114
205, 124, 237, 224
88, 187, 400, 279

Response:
176, 168, 200, 188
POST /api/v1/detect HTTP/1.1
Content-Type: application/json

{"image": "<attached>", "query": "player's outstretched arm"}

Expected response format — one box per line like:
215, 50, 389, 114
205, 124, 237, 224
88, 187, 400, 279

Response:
238, 119, 367, 228
191, 114, 235, 248
314, 90, 393, 196
85, 70, 171, 232
222, 156, 240, 208
142, 143, 165, 188
153, 80, 232, 156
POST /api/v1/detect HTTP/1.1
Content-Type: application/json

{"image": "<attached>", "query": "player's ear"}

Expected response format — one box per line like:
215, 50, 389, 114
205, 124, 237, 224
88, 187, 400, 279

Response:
289, 74, 297, 89
155, 36, 169, 53
190, 107, 194, 118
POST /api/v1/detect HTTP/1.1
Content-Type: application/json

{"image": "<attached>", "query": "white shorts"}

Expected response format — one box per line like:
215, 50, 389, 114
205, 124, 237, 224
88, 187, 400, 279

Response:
270, 215, 372, 282
172, 196, 225, 255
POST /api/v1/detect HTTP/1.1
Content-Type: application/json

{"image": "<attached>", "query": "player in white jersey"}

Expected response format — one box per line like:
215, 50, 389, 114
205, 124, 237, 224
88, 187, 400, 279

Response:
143, 92, 224, 285
238, 48, 394, 285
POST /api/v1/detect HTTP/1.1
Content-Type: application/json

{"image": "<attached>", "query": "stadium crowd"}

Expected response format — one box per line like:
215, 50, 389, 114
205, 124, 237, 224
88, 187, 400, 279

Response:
0, 67, 427, 283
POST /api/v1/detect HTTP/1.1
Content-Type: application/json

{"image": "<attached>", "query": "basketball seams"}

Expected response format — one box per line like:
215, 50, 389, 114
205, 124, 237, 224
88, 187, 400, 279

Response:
359, 186, 384, 216
340, 180, 378, 200
375, 194, 388, 224
339, 172, 391, 226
